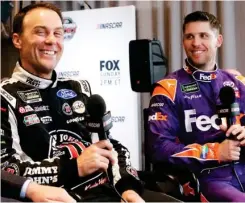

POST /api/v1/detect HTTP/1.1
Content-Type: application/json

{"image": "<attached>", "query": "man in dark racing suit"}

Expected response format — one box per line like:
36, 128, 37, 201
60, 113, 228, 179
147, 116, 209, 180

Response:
0, 3, 179, 202
148, 11, 245, 201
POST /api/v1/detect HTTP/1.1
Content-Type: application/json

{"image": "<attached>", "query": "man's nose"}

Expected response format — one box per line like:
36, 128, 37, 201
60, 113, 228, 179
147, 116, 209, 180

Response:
45, 34, 56, 44
192, 37, 201, 47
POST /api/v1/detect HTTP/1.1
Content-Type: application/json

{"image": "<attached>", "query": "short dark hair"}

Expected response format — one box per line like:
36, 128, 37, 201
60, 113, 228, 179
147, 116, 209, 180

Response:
182, 11, 221, 33
13, 2, 63, 34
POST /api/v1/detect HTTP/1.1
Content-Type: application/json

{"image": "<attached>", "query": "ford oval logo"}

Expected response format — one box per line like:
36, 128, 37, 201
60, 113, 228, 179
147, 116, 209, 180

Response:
57, 89, 77, 99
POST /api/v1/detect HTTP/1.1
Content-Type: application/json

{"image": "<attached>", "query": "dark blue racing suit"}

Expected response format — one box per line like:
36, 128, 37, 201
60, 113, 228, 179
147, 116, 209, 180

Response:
148, 60, 245, 201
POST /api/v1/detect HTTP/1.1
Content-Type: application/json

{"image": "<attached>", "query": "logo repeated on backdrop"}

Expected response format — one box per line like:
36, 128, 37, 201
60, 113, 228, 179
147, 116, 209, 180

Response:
56, 89, 77, 99
63, 17, 77, 40
111, 116, 125, 123
96, 22, 123, 29
100, 60, 120, 86
57, 71, 80, 78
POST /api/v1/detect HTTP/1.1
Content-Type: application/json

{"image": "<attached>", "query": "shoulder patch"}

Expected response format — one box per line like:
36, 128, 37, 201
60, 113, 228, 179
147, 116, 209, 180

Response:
0, 87, 16, 108
152, 79, 177, 103
235, 75, 245, 85
78, 80, 91, 97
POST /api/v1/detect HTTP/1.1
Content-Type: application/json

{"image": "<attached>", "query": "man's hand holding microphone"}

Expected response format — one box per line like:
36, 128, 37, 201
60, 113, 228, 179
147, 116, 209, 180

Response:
216, 86, 245, 162
76, 94, 144, 202
76, 140, 115, 177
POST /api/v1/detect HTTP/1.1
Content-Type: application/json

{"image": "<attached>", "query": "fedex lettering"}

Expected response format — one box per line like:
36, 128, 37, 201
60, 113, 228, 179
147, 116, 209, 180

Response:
148, 112, 167, 121
184, 109, 219, 132
199, 73, 216, 81
23, 166, 58, 176
100, 60, 120, 71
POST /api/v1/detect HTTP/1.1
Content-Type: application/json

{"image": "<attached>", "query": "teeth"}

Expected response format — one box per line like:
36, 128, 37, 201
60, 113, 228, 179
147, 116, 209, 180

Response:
193, 51, 203, 54
42, 50, 55, 55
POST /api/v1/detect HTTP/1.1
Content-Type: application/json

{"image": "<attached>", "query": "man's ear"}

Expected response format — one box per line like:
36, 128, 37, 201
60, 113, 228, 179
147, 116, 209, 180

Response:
12, 33, 22, 49
216, 34, 223, 48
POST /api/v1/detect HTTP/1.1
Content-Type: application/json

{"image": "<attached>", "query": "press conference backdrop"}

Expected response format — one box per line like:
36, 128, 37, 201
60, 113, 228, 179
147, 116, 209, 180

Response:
56, 6, 141, 169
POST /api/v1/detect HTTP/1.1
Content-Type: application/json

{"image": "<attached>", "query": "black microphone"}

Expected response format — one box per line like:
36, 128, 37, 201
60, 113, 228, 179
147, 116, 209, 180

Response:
86, 94, 113, 139
86, 94, 114, 184
217, 87, 245, 192
217, 86, 240, 138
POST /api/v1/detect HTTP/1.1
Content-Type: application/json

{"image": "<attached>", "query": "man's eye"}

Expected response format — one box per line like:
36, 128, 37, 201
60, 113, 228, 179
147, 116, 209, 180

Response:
54, 32, 64, 37
36, 31, 45, 36
185, 35, 193, 40
200, 33, 209, 38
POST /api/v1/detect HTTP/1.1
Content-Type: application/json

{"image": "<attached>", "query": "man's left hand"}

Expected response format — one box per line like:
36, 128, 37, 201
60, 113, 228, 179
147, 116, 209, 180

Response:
121, 190, 145, 203
221, 124, 245, 146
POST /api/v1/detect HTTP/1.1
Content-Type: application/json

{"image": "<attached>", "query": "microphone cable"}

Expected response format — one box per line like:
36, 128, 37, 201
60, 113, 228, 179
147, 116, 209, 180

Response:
105, 170, 128, 203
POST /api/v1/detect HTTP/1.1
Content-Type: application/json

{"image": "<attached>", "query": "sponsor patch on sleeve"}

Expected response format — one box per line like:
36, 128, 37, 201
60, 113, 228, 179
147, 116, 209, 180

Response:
152, 79, 177, 103
236, 75, 245, 85
0, 88, 17, 108
78, 80, 91, 97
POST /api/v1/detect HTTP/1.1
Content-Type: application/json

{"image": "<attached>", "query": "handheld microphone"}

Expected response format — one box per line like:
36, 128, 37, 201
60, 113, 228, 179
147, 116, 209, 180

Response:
86, 94, 113, 139
86, 94, 114, 184
217, 87, 245, 192
217, 86, 240, 138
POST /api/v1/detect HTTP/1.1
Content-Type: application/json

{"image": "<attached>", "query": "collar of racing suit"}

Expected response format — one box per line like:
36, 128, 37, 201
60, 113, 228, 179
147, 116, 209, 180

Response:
12, 61, 58, 89
183, 59, 219, 82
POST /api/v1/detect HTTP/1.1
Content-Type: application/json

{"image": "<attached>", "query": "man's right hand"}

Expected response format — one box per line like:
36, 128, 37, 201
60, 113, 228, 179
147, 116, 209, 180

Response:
76, 140, 116, 177
26, 182, 76, 202
218, 139, 241, 162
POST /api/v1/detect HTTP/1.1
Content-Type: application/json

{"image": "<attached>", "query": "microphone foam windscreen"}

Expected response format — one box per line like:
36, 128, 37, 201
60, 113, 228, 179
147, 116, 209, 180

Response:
87, 94, 106, 119
219, 86, 235, 105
